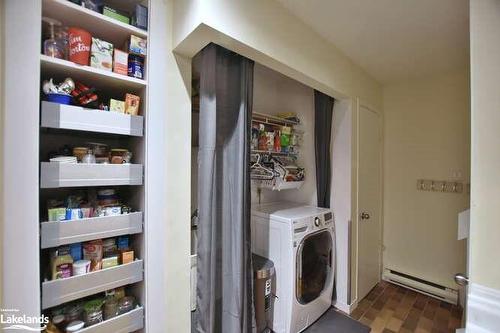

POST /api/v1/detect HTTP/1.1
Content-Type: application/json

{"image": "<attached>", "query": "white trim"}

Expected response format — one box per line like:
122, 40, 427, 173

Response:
466, 283, 500, 332
333, 299, 358, 315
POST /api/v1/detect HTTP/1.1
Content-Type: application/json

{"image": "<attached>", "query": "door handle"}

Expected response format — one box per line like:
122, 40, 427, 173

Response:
454, 273, 469, 286
361, 212, 370, 220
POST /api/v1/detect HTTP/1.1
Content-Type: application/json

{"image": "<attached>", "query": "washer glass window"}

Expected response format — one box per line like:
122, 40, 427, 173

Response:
296, 230, 333, 304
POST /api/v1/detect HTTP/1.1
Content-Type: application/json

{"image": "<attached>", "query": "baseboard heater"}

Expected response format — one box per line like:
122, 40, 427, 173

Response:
383, 268, 458, 305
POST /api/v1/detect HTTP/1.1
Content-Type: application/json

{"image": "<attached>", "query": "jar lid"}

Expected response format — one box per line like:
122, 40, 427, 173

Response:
66, 320, 85, 332
52, 314, 65, 324
110, 149, 129, 152
118, 296, 135, 307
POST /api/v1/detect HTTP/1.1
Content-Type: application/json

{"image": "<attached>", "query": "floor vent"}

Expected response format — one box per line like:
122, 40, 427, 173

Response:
383, 268, 458, 305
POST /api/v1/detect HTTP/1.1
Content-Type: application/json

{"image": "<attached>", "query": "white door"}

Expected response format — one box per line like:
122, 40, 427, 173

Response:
357, 106, 382, 301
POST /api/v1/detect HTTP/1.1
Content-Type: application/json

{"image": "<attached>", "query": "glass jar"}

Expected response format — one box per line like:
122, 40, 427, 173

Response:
83, 299, 103, 327
64, 304, 83, 323
103, 296, 118, 320
117, 296, 135, 315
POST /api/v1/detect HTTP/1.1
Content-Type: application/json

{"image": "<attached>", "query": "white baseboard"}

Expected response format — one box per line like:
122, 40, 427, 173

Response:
332, 299, 357, 314
466, 283, 500, 332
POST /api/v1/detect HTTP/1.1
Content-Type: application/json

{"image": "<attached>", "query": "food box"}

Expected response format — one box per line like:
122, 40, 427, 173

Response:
132, 4, 148, 30
103, 6, 130, 24
90, 37, 113, 71
120, 250, 134, 265
125, 93, 140, 115
126, 35, 147, 56
109, 99, 125, 113
113, 49, 128, 75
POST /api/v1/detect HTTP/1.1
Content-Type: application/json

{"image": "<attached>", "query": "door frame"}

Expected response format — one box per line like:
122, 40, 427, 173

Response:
352, 99, 384, 305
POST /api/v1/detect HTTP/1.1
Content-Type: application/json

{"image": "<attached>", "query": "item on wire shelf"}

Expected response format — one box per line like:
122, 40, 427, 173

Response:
125, 93, 140, 115
113, 49, 129, 75
273, 130, 281, 152
251, 153, 305, 186
110, 99, 125, 113
102, 6, 130, 24
68, 27, 92, 65
132, 4, 148, 30
257, 124, 267, 151
128, 54, 144, 79
277, 112, 300, 123
90, 37, 113, 71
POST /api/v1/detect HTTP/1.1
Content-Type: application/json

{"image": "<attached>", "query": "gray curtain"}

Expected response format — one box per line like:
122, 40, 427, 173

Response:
195, 43, 254, 333
314, 90, 334, 208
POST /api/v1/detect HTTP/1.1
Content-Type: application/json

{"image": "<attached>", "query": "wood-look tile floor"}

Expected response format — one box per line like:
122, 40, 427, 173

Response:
349, 281, 463, 333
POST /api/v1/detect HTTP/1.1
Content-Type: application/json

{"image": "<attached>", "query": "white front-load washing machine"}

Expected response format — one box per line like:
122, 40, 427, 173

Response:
251, 201, 335, 333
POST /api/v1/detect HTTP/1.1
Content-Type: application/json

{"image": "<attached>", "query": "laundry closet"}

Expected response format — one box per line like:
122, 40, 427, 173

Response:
190, 47, 354, 333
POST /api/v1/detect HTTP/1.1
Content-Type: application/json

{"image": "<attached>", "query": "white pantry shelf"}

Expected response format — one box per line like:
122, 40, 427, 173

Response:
40, 162, 143, 188
40, 55, 147, 92
42, 260, 144, 309
41, 101, 144, 136
41, 212, 143, 249
78, 306, 144, 333
42, 0, 147, 46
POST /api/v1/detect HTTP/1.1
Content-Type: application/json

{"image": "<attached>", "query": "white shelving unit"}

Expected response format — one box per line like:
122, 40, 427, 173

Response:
37, 1, 150, 331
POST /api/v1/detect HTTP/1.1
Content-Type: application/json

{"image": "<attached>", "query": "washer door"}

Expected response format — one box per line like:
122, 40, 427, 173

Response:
296, 229, 333, 304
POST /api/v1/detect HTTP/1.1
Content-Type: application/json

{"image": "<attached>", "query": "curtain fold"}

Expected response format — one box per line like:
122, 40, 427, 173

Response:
314, 90, 334, 208
196, 43, 254, 333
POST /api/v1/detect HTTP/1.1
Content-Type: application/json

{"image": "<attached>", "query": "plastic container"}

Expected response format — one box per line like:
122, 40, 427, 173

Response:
66, 320, 85, 332
68, 27, 92, 65
72, 260, 91, 276
46, 93, 72, 105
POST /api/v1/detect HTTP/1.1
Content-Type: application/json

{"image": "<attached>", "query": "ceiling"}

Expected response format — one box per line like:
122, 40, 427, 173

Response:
275, 0, 469, 84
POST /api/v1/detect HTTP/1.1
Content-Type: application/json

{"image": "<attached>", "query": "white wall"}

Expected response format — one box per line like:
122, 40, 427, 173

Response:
383, 70, 470, 288
469, 0, 500, 291
172, 0, 383, 111
251, 63, 316, 205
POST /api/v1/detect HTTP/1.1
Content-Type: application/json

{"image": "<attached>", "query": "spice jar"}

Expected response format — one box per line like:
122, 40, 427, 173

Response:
117, 296, 135, 315
64, 304, 83, 323
83, 299, 103, 327
103, 296, 118, 320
